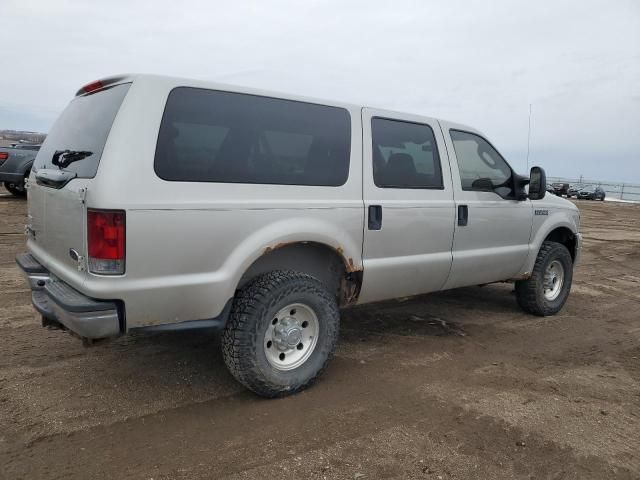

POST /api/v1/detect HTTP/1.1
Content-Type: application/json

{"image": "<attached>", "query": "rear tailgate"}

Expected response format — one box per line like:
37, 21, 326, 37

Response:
0, 147, 36, 173
27, 81, 131, 284
28, 181, 87, 275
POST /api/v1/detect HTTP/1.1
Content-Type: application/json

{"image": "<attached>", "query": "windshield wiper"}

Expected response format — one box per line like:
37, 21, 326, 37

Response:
52, 149, 93, 169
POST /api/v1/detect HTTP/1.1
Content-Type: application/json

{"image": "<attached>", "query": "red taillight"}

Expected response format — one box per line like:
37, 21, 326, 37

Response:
0, 152, 8, 163
80, 80, 104, 94
87, 209, 125, 275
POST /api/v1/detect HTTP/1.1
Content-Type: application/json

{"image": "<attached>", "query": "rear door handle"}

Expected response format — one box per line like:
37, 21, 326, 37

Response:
368, 205, 382, 230
458, 205, 468, 226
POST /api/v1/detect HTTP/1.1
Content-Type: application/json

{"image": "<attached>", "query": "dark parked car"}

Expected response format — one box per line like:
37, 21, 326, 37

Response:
0, 144, 40, 196
577, 185, 605, 201
551, 182, 569, 196
567, 184, 584, 198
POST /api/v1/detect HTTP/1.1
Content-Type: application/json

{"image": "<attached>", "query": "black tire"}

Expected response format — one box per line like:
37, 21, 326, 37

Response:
4, 181, 26, 197
515, 241, 573, 316
222, 270, 340, 398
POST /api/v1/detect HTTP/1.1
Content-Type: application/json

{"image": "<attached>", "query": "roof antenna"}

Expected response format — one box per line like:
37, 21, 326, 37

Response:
526, 103, 532, 172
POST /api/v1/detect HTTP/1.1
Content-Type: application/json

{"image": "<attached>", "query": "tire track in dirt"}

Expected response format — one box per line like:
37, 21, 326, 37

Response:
1, 191, 639, 479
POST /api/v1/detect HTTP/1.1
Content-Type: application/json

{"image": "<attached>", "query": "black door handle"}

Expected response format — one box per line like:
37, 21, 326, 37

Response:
458, 205, 468, 226
368, 205, 382, 230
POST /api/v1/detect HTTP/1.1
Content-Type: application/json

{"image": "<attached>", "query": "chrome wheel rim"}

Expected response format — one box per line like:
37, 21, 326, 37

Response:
543, 260, 565, 301
264, 303, 319, 371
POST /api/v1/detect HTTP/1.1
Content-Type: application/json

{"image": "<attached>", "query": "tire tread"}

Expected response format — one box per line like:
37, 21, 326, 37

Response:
221, 270, 339, 397
515, 241, 572, 316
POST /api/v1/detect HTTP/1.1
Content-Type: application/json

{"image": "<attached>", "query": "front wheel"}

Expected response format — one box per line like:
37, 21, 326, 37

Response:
221, 270, 340, 397
515, 241, 573, 316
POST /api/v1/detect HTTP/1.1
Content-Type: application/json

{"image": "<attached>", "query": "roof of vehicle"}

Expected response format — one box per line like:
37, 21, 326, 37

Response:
13, 144, 41, 150
76, 73, 481, 135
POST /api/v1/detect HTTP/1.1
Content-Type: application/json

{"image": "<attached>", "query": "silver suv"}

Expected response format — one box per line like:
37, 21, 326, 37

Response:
17, 74, 582, 397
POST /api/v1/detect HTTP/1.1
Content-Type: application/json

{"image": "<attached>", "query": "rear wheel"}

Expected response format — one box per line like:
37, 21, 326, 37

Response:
3, 169, 29, 197
515, 241, 573, 316
3, 180, 26, 197
222, 270, 340, 397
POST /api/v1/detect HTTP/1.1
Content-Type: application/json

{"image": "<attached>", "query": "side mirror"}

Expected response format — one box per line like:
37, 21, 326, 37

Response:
528, 166, 546, 200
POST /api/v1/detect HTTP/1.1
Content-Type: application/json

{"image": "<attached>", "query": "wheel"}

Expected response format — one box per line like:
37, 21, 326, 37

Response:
515, 241, 573, 316
222, 270, 340, 397
3, 181, 26, 197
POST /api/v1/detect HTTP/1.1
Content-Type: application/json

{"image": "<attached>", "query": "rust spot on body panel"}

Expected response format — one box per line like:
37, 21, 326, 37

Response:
347, 257, 356, 272
262, 241, 295, 256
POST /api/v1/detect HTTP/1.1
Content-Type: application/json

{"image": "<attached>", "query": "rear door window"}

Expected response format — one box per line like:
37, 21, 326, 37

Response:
371, 117, 443, 189
154, 87, 351, 186
33, 83, 131, 178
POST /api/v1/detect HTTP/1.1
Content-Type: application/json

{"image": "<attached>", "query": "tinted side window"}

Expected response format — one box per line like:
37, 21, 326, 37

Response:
155, 88, 351, 186
371, 118, 443, 189
449, 130, 512, 195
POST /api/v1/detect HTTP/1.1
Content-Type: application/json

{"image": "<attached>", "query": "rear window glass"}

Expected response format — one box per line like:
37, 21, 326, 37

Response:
33, 83, 130, 178
154, 87, 351, 186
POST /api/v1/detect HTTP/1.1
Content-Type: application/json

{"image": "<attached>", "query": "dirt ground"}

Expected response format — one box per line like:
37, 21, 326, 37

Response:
0, 188, 638, 480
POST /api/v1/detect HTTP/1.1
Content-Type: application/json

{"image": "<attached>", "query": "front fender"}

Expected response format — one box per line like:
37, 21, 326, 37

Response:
521, 210, 579, 275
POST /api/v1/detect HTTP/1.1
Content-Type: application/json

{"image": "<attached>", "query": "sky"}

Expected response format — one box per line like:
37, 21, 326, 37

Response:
1, 0, 639, 183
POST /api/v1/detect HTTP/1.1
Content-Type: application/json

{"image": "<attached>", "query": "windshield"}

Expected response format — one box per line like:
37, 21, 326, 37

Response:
33, 83, 130, 178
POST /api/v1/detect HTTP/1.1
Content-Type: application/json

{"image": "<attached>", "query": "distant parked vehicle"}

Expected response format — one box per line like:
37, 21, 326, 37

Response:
551, 182, 570, 196
0, 144, 40, 196
577, 185, 605, 201
567, 184, 584, 198
12, 144, 41, 151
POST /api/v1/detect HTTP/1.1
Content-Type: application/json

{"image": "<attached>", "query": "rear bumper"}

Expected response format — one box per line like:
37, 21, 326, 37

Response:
0, 172, 23, 183
16, 253, 122, 340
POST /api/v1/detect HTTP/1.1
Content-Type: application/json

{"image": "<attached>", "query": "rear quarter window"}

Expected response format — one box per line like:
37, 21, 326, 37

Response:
154, 87, 352, 186
33, 83, 131, 178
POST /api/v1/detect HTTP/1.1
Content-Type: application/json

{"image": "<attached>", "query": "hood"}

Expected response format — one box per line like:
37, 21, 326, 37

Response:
539, 191, 578, 211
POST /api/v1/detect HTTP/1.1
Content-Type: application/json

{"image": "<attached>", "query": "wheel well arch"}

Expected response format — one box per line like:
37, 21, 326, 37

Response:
14, 159, 34, 177
237, 241, 362, 306
544, 227, 576, 260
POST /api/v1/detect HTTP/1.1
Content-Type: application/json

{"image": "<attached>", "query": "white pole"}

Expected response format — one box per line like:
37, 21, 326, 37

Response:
526, 103, 532, 172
